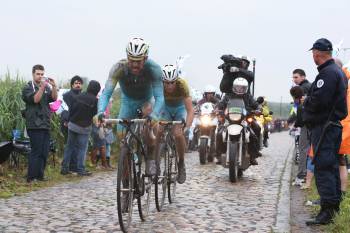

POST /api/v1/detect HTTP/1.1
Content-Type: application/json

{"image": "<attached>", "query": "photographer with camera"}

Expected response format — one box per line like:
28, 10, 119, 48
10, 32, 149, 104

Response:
22, 64, 58, 183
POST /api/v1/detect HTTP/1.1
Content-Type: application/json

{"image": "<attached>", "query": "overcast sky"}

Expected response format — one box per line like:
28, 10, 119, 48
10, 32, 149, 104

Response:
1, 0, 349, 102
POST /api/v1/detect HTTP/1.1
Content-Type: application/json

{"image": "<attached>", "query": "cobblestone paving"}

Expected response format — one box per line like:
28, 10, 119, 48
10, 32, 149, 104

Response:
0, 132, 293, 233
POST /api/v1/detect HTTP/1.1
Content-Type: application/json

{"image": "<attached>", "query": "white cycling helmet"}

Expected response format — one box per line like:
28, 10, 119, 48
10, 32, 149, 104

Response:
204, 85, 216, 94
162, 64, 179, 82
126, 37, 149, 60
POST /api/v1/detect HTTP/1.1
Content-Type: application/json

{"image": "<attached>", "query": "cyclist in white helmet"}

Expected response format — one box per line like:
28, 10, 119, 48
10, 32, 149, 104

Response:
98, 37, 164, 175
157, 64, 194, 184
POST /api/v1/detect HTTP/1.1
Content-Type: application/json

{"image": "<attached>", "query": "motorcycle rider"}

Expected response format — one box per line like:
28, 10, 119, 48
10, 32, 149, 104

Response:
256, 96, 273, 147
196, 85, 220, 162
188, 90, 203, 151
217, 54, 261, 165
197, 85, 221, 106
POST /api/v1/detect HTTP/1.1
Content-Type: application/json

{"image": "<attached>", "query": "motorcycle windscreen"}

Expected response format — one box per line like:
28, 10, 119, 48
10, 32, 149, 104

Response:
227, 97, 246, 115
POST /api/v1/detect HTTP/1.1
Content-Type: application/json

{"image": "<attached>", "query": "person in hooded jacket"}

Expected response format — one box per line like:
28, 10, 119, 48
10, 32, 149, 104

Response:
61, 80, 101, 176
60, 75, 83, 173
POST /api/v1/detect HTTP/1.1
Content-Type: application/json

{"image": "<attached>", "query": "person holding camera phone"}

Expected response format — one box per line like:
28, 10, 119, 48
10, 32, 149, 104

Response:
22, 64, 57, 183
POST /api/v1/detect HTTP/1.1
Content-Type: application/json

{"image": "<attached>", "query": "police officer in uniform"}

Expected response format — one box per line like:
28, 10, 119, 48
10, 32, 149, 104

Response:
304, 38, 347, 225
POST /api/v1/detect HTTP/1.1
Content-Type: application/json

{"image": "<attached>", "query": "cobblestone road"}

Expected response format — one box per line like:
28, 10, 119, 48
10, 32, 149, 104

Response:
0, 132, 293, 233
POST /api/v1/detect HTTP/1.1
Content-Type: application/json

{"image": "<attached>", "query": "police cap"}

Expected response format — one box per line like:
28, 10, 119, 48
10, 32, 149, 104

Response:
309, 38, 333, 51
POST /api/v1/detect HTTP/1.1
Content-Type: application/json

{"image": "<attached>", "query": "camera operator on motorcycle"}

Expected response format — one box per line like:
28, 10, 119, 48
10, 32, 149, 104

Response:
98, 37, 164, 176
156, 64, 194, 184
217, 54, 262, 165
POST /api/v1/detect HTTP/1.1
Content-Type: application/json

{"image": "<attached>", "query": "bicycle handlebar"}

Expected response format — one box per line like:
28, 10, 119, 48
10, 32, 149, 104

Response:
159, 120, 184, 126
105, 118, 148, 124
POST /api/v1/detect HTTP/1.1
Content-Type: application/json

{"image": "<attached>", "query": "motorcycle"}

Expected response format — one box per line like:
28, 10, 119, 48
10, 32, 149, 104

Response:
220, 78, 254, 182
198, 102, 217, 164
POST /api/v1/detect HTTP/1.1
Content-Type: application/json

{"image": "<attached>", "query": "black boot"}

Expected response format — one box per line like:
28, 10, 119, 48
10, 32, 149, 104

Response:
250, 158, 258, 166
306, 203, 338, 225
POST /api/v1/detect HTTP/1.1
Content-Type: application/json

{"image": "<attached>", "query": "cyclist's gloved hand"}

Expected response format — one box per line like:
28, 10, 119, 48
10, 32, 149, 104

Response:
184, 127, 190, 137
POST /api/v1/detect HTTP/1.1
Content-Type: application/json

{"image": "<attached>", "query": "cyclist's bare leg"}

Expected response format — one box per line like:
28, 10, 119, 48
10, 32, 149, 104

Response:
154, 123, 164, 158
173, 125, 186, 164
143, 122, 158, 175
173, 125, 187, 184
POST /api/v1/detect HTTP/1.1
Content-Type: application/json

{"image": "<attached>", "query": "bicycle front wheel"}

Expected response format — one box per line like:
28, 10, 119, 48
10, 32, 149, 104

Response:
155, 143, 168, 211
117, 146, 134, 233
167, 144, 178, 203
137, 156, 152, 221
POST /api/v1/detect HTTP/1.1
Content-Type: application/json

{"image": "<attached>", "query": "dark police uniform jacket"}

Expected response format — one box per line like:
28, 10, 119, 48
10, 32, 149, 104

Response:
303, 59, 347, 127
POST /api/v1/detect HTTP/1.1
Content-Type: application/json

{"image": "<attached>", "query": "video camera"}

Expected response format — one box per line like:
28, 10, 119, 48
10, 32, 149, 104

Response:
218, 54, 242, 72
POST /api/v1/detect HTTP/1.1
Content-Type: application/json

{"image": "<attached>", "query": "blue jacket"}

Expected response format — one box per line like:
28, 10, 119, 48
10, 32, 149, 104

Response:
303, 59, 347, 127
98, 59, 164, 119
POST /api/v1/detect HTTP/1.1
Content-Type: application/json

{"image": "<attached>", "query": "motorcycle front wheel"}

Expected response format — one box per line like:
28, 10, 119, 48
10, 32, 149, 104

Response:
198, 138, 208, 165
229, 141, 239, 183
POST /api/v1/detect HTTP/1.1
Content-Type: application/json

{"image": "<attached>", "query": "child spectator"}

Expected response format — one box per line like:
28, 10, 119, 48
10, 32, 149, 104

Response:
105, 122, 116, 168
90, 116, 108, 169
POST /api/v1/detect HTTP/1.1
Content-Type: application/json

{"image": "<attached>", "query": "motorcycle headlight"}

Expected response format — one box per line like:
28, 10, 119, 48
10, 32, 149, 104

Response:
200, 115, 212, 126
229, 113, 241, 121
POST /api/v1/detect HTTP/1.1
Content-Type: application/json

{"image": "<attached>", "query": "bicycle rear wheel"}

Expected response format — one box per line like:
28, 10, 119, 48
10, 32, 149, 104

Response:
155, 143, 168, 211
167, 144, 178, 203
117, 146, 134, 233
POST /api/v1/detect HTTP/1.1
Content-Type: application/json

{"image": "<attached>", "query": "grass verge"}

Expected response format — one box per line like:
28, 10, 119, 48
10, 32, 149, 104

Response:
307, 181, 350, 233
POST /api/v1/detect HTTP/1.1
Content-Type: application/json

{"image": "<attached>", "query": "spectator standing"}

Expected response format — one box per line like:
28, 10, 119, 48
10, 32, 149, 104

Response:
105, 122, 116, 168
61, 80, 101, 176
60, 75, 83, 172
90, 117, 108, 169
335, 58, 349, 199
292, 69, 311, 186
22, 64, 58, 183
